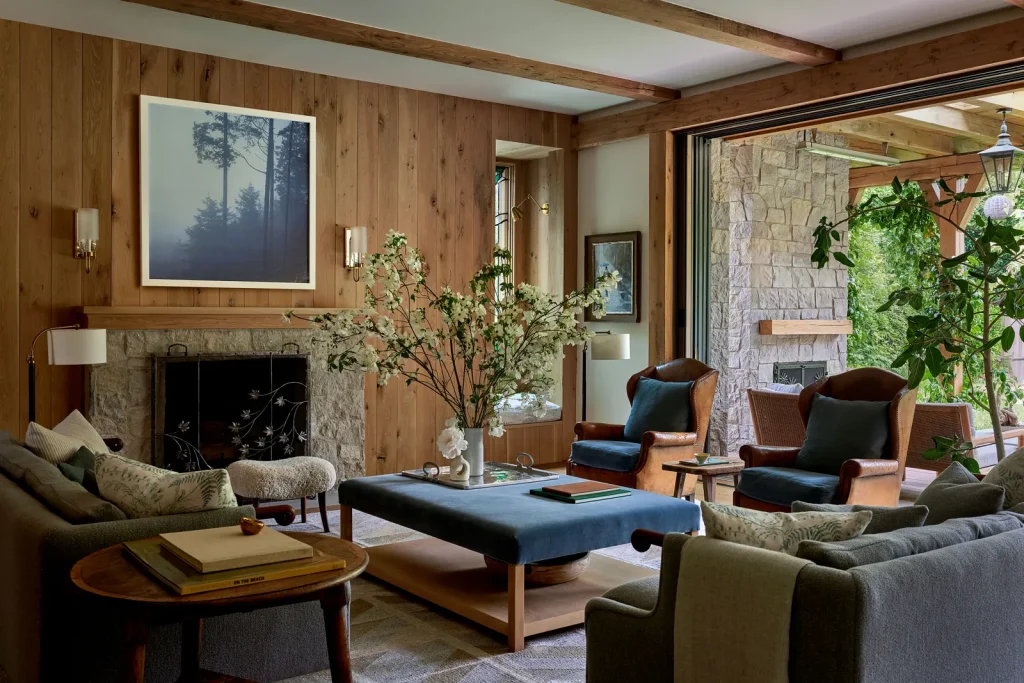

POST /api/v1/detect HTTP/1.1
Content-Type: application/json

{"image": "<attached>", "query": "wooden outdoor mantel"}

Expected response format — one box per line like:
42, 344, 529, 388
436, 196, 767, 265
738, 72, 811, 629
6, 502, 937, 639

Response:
759, 319, 853, 336
77, 307, 351, 330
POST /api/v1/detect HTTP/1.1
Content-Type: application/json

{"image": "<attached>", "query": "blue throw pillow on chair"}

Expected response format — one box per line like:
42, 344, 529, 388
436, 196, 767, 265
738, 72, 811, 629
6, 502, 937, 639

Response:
794, 394, 891, 475
623, 377, 693, 443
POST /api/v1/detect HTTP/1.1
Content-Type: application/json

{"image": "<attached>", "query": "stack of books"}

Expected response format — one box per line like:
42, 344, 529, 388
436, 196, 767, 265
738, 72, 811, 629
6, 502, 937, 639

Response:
530, 481, 631, 504
123, 526, 345, 596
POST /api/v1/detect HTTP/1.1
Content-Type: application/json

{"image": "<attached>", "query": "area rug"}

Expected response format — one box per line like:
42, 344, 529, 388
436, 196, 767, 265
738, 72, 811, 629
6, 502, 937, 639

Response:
270, 509, 668, 683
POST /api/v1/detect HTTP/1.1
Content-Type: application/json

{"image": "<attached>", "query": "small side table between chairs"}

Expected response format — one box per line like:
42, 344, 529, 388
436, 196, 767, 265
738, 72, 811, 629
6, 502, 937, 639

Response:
70, 531, 368, 683
662, 458, 745, 503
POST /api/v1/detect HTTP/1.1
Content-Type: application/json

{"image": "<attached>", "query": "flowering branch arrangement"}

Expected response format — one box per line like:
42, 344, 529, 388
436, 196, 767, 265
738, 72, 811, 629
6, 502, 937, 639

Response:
289, 230, 618, 436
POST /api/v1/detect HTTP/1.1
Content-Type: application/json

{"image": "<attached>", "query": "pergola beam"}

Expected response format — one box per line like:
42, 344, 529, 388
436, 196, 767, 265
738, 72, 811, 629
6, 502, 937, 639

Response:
848, 153, 984, 189
819, 118, 955, 156
121, 0, 680, 102
886, 106, 1021, 143
553, 0, 839, 66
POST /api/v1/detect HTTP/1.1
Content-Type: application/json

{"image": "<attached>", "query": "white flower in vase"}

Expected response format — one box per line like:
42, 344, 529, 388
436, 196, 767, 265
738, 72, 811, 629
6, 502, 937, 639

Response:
487, 416, 505, 438
437, 426, 468, 460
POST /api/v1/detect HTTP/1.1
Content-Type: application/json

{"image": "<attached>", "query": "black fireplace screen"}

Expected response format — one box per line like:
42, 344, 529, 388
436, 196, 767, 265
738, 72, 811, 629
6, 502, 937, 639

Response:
773, 361, 828, 387
152, 352, 310, 471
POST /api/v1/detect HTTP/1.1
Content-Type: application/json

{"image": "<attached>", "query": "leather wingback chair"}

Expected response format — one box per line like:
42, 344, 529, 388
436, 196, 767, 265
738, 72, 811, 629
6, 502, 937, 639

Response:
568, 358, 719, 496
735, 367, 918, 512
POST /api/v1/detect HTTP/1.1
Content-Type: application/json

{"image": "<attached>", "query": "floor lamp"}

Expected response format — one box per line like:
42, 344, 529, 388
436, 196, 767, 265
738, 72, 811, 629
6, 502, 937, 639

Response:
27, 325, 107, 425
581, 331, 630, 422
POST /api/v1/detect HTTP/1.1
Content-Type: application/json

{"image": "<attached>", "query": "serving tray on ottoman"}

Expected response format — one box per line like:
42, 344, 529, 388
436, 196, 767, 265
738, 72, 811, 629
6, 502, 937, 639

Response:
338, 473, 700, 651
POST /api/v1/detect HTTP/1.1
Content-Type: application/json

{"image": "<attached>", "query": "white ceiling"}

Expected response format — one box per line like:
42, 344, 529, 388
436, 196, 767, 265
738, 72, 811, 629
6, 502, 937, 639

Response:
0, 0, 1013, 115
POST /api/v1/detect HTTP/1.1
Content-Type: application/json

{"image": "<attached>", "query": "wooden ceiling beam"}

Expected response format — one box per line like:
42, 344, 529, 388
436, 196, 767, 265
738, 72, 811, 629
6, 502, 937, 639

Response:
121, 0, 680, 102
848, 152, 984, 189
1004, 0, 1024, 8
885, 106, 1022, 143
818, 118, 955, 156
576, 17, 1024, 148
553, 0, 839, 66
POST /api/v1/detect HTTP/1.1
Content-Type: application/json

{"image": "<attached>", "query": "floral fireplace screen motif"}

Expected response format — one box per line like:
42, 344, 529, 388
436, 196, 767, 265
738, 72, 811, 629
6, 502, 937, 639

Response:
152, 351, 309, 472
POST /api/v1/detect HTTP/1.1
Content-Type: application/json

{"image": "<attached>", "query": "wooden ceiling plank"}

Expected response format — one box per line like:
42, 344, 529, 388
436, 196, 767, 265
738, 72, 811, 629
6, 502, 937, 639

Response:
885, 106, 1018, 143
576, 17, 1024, 148
121, 0, 679, 102
553, 0, 839, 66
819, 118, 955, 156
848, 152, 984, 189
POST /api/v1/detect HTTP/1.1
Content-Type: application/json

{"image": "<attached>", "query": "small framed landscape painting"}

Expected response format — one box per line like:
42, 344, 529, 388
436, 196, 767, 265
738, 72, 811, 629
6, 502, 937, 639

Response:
585, 231, 641, 323
140, 95, 317, 290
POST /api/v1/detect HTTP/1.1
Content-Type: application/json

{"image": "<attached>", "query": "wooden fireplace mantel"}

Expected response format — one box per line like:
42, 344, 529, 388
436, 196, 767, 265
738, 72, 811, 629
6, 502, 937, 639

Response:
758, 319, 853, 336
77, 307, 353, 330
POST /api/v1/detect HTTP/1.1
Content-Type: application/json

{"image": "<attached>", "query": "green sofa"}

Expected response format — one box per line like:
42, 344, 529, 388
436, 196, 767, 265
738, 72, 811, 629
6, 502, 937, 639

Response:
586, 517, 1024, 682
0, 432, 331, 683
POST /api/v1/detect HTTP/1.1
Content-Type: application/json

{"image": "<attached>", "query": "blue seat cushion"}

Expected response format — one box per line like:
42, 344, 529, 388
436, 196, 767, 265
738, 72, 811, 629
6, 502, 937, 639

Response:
737, 467, 840, 508
569, 440, 642, 473
623, 377, 693, 443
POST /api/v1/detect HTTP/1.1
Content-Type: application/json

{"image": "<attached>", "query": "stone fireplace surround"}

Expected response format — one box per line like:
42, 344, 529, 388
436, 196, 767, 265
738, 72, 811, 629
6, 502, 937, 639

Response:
87, 328, 365, 481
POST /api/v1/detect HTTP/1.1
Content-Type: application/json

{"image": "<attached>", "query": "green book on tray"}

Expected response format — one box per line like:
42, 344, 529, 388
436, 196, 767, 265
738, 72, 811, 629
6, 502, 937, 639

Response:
530, 481, 631, 503
123, 537, 346, 596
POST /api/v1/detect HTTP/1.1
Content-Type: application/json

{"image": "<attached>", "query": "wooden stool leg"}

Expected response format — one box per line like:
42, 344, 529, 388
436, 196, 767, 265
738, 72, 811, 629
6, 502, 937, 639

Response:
508, 564, 525, 653
301, 496, 308, 523
340, 505, 353, 541
702, 475, 717, 503
673, 472, 685, 498
181, 618, 202, 678
318, 491, 330, 533
122, 616, 149, 683
321, 584, 353, 683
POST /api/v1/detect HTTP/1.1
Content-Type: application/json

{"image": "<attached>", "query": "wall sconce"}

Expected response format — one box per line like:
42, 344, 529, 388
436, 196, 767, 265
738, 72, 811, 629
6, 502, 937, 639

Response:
344, 226, 368, 281
510, 194, 550, 223
74, 208, 99, 273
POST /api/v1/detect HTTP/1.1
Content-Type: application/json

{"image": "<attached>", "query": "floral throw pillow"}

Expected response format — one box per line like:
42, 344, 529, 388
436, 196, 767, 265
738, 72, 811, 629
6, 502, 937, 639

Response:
95, 453, 237, 519
701, 501, 872, 555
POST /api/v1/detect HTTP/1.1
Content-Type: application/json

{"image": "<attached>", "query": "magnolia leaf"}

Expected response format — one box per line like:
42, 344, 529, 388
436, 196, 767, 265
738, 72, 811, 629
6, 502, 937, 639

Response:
1002, 326, 1016, 352
833, 252, 855, 268
958, 457, 982, 474
891, 177, 903, 195
907, 357, 925, 389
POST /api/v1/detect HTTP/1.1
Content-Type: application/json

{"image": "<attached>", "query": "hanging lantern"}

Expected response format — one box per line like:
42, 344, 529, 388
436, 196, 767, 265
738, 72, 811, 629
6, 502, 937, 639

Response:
979, 109, 1024, 196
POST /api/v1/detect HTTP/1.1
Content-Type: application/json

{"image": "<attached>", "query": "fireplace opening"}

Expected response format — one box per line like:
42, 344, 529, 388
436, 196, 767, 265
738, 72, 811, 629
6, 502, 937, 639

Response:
773, 361, 828, 387
152, 351, 310, 471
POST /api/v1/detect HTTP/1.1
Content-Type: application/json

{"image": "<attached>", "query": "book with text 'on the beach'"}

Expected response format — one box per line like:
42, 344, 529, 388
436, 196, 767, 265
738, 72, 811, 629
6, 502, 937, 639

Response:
123, 537, 345, 596
160, 525, 313, 573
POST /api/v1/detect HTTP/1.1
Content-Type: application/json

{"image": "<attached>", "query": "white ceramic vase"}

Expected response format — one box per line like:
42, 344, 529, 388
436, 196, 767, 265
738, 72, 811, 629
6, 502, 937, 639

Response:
464, 427, 485, 477
449, 453, 470, 482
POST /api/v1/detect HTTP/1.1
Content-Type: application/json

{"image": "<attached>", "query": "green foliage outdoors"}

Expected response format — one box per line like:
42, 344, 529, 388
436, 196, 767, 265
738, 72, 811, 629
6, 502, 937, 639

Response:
817, 178, 1024, 464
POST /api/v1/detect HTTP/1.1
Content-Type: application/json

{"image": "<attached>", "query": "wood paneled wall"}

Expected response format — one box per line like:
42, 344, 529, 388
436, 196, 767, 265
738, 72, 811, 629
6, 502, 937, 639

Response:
0, 19, 578, 473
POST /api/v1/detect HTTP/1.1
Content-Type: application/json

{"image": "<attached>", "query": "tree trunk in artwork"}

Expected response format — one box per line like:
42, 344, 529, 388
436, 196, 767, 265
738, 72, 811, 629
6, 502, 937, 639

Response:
263, 118, 275, 273
281, 123, 295, 274
221, 112, 230, 232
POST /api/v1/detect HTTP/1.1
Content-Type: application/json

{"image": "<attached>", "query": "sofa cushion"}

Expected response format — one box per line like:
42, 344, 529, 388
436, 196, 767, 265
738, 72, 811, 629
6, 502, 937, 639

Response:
795, 394, 890, 475
601, 575, 660, 611
736, 467, 840, 507
701, 501, 871, 555
96, 453, 237, 519
983, 446, 1024, 508
21, 458, 127, 524
569, 440, 642, 473
791, 502, 929, 534
623, 377, 693, 443
24, 410, 109, 465
916, 461, 1005, 524
796, 512, 1024, 569
0, 434, 40, 483
58, 447, 100, 496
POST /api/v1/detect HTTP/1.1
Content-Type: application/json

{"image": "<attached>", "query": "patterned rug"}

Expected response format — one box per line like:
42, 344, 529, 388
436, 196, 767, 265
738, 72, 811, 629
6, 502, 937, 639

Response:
270, 509, 667, 683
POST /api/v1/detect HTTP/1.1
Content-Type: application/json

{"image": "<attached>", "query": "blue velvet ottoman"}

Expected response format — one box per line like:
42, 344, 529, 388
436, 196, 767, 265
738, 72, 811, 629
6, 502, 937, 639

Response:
338, 473, 699, 650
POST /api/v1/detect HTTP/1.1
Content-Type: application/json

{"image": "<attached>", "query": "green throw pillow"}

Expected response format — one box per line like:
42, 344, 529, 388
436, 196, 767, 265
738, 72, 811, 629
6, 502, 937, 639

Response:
58, 446, 100, 496
916, 461, 1005, 524
794, 394, 891, 475
791, 501, 929, 534
623, 377, 693, 443
701, 501, 871, 555
982, 446, 1024, 509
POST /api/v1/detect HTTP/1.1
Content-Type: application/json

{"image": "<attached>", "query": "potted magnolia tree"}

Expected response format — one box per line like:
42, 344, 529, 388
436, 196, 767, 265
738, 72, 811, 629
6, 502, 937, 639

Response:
289, 230, 617, 479
811, 177, 1024, 469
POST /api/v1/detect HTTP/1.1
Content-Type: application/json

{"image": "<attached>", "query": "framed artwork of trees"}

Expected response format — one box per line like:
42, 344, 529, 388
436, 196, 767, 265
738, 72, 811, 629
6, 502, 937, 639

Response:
140, 95, 317, 289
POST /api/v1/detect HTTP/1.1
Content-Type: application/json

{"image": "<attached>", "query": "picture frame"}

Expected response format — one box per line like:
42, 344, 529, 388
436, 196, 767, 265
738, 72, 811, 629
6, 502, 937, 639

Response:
585, 231, 641, 323
140, 95, 317, 290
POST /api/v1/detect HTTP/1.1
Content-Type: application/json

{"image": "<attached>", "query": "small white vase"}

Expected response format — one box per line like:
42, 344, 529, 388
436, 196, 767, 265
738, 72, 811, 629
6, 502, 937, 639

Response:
449, 454, 470, 482
464, 428, 485, 477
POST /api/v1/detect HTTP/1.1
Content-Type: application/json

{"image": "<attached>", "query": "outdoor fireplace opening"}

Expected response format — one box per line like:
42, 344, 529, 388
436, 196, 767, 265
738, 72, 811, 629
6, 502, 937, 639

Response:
773, 362, 827, 387
152, 350, 310, 472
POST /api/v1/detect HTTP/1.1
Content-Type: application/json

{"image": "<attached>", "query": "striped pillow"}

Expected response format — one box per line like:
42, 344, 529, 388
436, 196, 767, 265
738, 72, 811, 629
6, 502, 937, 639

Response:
25, 410, 109, 465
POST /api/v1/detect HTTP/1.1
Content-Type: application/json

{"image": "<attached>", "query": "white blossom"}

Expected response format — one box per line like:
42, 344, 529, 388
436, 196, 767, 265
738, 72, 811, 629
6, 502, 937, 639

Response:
438, 426, 468, 460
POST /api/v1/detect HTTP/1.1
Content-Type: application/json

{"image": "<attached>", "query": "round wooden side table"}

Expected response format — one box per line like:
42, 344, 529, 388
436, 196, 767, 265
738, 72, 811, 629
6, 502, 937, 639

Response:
70, 531, 368, 683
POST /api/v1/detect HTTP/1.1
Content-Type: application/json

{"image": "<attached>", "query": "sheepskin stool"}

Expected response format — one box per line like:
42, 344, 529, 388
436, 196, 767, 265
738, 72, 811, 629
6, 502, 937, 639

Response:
227, 457, 337, 532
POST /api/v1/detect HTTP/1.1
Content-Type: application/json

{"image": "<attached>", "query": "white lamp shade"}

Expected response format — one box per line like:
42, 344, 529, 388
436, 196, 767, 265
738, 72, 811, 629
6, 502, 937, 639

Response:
351, 226, 368, 254
590, 333, 630, 361
47, 329, 107, 366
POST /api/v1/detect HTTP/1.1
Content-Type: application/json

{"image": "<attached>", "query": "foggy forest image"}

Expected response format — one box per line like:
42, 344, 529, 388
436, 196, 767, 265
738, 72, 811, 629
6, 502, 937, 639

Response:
144, 99, 313, 286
